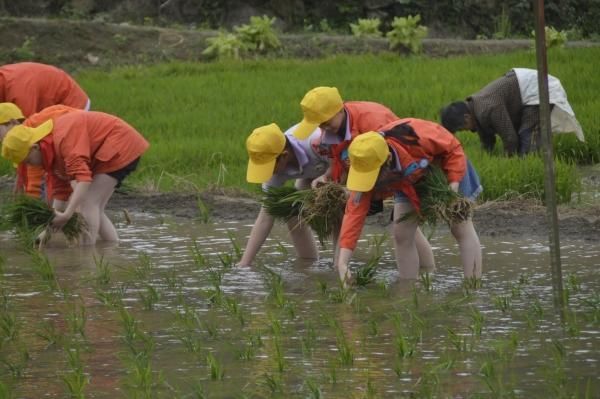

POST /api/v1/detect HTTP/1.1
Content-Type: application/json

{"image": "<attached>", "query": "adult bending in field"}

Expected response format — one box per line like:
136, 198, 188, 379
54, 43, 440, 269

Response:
440, 68, 584, 156
238, 123, 330, 266
0, 62, 91, 198
336, 118, 482, 283
1, 111, 149, 245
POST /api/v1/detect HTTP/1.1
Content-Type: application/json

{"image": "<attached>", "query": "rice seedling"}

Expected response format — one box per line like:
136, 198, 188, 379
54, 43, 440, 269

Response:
65, 300, 87, 339
268, 313, 282, 336
223, 296, 245, 326
131, 252, 154, 280
468, 306, 485, 338
189, 240, 209, 269
162, 269, 182, 290
93, 255, 111, 286
446, 327, 469, 352
493, 295, 512, 313
262, 183, 347, 245
0, 195, 87, 244
30, 250, 59, 291
562, 308, 581, 337
61, 344, 88, 399
94, 284, 125, 308
139, 284, 161, 311
462, 276, 483, 292
36, 319, 64, 348
332, 322, 354, 366
328, 282, 355, 304
303, 378, 322, 399
566, 273, 582, 293
206, 352, 224, 380
1, 347, 29, 379
0, 310, 19, 343
479, 359, 513, 398
327, 360, 338, 385
301, 320, 317, 356
275, 240, 288, 256
179, 331, 203, 354
420, 272, 433, 292
196, 197, 211, 223
217, 252, 235, 268
400, 166, 473, 227
582, 292, 600, 324
491, 332, 519, 363
259, 373, 283, 394
260, 266, 286, 308
272, 336, 285, 372
0, 254, 5, 277
122, 346, 161, 398
190, 382, 207, 399
356, 234, 386, 286
226, 231, 242, 261
0, 381, 13, 398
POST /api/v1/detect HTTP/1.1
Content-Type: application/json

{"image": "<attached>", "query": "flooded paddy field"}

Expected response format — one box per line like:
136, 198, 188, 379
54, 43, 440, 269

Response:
0, 212, 598, 398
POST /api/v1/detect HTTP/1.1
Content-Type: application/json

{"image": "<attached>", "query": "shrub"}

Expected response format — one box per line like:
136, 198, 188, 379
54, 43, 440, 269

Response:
202, 31, 247, 60
386, 15, 428, 54
350, 18, 382, 38
234, 15, 281, 53
532, 26, 568, 49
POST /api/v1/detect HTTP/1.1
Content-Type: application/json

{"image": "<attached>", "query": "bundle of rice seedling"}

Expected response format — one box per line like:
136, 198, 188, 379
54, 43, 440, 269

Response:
300, 183, 347, 244
1, 195, 87, 243
261, 186, 303, 222
403, 166, 473, 226
262, 183, 347, 244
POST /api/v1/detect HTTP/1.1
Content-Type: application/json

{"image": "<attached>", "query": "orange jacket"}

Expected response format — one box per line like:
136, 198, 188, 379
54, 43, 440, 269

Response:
0, 62, 88, 116
338, 118, 466, 251
330, 101, 399, 182
38, 111, 149, 201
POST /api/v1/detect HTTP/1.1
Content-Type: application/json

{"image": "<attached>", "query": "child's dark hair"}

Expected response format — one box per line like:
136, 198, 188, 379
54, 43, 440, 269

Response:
440, 101, 469, 134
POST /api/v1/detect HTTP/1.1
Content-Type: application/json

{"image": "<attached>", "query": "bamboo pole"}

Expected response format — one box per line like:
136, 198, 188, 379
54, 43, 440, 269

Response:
533, 0, 564, 307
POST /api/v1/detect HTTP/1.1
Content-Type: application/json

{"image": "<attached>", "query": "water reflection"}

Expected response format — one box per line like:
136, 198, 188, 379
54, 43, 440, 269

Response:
0, 211, 598, 397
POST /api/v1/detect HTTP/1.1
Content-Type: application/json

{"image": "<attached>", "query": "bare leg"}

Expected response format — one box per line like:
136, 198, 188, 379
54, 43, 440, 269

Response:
79, 174, 118, 245
449, 218, 482, 279
287, 218, 318, 260
415, 227, 436, 273
392, 202, 419, 279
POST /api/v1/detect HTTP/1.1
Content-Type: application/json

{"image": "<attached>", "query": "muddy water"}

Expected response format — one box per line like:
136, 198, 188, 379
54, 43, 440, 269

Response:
0, 213, 598, 398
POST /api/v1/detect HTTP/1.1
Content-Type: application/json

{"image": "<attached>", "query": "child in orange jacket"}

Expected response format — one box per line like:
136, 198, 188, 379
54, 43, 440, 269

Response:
0, 63, 91, 198
0, 103, 80, 198
1, 111, 149, 245
336, 118, 482, 283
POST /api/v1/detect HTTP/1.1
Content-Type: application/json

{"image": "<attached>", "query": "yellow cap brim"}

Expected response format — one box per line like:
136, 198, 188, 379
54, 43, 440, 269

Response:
347, 166, 380, 192
246, 158, 277, 184
30, 119, 54, 143
292, 120, 319, 139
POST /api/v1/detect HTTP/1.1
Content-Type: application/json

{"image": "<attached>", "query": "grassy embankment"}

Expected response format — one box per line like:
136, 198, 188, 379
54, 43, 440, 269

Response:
1, 47, 598, 202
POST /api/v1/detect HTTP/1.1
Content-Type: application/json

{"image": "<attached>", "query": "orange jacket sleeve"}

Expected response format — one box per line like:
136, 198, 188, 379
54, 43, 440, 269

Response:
338, 190, 373, 250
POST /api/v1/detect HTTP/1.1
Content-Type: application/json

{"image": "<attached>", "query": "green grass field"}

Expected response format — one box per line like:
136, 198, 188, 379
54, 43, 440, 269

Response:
1, 47, 598, 202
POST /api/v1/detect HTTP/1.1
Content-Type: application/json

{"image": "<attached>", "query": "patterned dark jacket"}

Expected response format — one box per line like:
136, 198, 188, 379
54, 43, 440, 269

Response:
466, 70, 523, 155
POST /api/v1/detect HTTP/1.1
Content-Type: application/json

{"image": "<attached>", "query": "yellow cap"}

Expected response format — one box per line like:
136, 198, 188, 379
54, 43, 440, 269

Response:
347, 132, 390, 192
1, 120, 54, 166
0, 103, 25, 124
293, 86, 343, 139
246, 123, 286, 183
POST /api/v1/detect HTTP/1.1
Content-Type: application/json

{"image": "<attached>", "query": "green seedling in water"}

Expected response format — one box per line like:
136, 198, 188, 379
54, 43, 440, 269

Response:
227, 231, 242, 261
62, 345, 88, 399
275, 240, 288, 256
469, 306, 485, 338
273, 336, 285, 372
355, 234, 387, 287
411, 285, 419, 309
463, 276, 482, 292
420, 272, 433, 291
205, 285, 224, 306
261, 266, 286, 308
197, 197, 211, 223
217, 252, 235, 268
566, 273, 582, 293
332, 323, 354, 366
36, 319, 64, 348
260, 373, 283, 394
189, 240, 209, 268
446, 327, 469, 352
93, 255, 111, 286
162, 269, 182, 290
0, 253, 5, 277
0, 311, 19, 342
94, 285, 125, 308
206, 352, 224, 380
563, 308, 581, 336
0, 381, 13, 398
303, 378, 322, 399
493, 295, 512, 313
394, 333, 415, 359
179, 331, 203, 354
301, 320, 317, 356
223, 296, 245, 326
65, 300, 87, 339
139, 284, 161, 311
328, 281, 355, 304
131, 252, 154, 280
582, 292, 600, 323
31, 250, 59, 290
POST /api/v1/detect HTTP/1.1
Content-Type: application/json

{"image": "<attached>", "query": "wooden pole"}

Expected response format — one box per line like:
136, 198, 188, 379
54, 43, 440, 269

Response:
533, 0, 564, 307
